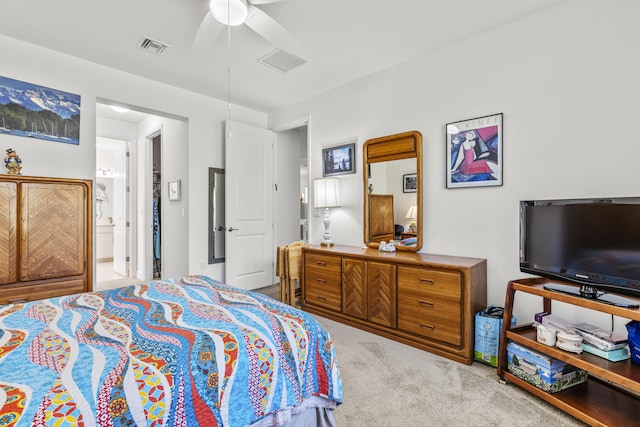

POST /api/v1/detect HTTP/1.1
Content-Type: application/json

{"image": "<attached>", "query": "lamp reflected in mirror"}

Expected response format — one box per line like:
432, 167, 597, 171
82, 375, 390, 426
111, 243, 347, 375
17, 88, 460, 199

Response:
314, 178, 340, 247
405, 205, 417, 232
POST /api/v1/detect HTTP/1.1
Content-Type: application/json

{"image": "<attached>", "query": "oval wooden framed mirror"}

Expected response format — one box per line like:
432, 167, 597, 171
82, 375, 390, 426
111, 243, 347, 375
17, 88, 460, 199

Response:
363, 131, 422, 252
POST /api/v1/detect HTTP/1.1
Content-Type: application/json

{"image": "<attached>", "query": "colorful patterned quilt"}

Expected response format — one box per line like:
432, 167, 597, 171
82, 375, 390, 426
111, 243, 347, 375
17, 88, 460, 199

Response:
0, 276, 342, 426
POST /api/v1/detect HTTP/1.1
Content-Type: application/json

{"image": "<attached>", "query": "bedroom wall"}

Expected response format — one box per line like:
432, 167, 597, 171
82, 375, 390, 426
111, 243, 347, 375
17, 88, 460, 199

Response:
1, 34, 267, 282
269, 0, 640, 329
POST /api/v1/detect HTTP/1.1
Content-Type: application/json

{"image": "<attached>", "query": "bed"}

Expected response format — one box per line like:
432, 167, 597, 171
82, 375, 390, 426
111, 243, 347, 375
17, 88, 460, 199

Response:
0, 275, 342, 426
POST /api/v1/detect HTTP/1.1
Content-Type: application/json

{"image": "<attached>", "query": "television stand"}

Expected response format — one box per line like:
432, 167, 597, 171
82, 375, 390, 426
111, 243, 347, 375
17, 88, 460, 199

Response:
498, 278, 640, 426
543, 283, 640, 308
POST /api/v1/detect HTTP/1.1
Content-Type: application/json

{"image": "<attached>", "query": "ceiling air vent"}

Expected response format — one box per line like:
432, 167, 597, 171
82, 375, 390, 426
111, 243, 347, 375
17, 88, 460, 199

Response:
258, 49, 307, 73
138, 37, 169, 55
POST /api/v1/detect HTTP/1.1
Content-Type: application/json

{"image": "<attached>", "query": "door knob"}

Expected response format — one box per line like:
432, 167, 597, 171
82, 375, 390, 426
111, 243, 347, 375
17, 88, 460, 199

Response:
216, 226, 225, 231
228, 227, 239, 232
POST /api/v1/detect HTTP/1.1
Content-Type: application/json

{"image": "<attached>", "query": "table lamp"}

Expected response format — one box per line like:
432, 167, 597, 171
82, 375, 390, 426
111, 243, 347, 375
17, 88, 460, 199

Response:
406, 205, 417, 232
314, 178, 340, 246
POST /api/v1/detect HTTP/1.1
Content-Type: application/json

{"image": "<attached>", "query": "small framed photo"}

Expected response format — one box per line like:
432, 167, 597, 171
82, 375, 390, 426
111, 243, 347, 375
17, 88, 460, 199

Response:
322, 142, 356, 177
446, 113, 503, 189
403, 173, 417, 193
168, 180, 181, 201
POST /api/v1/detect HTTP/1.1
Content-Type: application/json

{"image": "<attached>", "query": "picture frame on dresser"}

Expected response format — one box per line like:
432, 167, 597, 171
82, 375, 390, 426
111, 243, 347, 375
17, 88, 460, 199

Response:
446, 113, 503, 189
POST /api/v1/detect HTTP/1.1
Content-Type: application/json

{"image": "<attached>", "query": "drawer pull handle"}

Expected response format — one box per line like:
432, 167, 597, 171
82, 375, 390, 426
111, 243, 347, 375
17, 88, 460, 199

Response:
419, 278, 435, 285
316, 262, 326, 267
316, 295, 327, 301
419, 300, 434, 308
419, 323, 435, 330
316, 278, 327, 284
8, 297, 29, 304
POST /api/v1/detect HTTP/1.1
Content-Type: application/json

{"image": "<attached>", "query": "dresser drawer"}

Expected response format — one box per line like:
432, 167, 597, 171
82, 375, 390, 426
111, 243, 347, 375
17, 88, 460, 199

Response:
397, 266, 462, 345
0, 278, 86, 305
304, 253, 342, 311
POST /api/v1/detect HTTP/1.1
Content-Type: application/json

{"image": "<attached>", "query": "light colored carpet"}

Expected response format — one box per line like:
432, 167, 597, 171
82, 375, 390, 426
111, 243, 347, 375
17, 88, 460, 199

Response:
94, 277, 146, 291
317, 316, 586, 427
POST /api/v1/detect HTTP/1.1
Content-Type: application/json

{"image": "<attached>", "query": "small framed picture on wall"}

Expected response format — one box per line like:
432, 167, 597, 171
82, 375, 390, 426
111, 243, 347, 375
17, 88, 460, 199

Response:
446, 113, 503, 189
403, 173, 417, 193
322, 142, 356, 177
168, 180, 181, 201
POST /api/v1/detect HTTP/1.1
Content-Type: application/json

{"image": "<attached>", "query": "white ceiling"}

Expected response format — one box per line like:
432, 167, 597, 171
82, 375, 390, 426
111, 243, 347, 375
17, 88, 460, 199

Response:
2, 0, 565, 114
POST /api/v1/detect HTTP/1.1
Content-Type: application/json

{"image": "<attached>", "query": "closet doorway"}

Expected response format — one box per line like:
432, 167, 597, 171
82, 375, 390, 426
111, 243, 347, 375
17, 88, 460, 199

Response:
95, 137, 130, 282
275, 123, 309, 247
152, 133, 162, 278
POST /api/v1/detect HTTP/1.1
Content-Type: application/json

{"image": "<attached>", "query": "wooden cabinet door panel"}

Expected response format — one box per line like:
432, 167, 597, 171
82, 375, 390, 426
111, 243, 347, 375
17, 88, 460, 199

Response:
20, 183, 86, 281
368, 261, 396, 328
342, 258, 366, 320
0, 182, 17, 285
369, 194, 394, 242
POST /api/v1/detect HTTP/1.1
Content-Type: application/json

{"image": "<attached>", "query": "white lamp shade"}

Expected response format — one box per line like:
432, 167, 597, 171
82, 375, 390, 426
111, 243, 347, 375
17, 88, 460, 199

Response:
314, 178, 340, 208
210, 0, 248, 26
406, 205, 418, 219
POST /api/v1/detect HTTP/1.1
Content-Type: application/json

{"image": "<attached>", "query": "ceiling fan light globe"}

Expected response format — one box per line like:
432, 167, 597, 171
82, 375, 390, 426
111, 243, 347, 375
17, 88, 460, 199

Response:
210, 0, 248, 26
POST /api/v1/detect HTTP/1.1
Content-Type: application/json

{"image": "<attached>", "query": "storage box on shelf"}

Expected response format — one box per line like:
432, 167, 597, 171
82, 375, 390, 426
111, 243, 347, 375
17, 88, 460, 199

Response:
506, 341, 587, 393
580, 342, 630, 362
497, 277, 640, 426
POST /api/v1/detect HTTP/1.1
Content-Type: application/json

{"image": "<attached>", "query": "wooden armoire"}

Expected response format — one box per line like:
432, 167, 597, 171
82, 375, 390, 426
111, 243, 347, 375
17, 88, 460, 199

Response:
0, 175, 93, 304
368, 194, 394, 242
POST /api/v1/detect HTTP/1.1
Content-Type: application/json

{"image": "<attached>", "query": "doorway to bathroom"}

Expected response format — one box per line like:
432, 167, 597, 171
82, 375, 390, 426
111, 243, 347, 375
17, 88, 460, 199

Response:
95, 136, 130, 282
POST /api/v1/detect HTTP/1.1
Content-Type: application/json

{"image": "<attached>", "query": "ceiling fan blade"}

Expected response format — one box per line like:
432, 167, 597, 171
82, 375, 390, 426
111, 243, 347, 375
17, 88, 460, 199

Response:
245, 4, 300, 53
192, 11, 225, 51
249, 0, 285, 4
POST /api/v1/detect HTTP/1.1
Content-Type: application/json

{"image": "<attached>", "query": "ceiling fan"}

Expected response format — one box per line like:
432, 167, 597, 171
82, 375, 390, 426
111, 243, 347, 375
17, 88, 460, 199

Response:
193, 0, 299, 53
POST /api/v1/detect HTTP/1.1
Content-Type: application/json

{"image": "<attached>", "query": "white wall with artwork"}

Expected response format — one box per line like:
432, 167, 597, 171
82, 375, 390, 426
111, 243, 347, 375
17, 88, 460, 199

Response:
2, 33, 267, 283
268, 1, 640, 330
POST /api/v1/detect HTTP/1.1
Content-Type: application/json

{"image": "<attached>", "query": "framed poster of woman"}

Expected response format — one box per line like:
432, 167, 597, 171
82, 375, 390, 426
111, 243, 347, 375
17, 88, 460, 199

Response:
446, 113, 503, 188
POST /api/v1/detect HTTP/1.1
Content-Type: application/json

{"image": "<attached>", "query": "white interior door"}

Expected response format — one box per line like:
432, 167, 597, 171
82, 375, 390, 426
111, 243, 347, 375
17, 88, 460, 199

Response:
112, 139, 128, 276
225, 121, 274, 290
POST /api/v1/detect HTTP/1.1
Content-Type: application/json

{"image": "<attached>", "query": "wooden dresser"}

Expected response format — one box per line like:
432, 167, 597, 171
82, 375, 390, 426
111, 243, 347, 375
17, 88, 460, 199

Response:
0, 175, 93, 304
302, 245, 487, 365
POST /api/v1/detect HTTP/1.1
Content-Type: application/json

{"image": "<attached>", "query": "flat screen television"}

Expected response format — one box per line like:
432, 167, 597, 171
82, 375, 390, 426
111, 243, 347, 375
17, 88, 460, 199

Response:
520, 197, 640, 308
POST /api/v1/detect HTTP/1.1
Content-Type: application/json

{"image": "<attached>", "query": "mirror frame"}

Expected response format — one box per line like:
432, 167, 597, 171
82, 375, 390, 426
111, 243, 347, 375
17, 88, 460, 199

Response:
363, 131, 422, 252
208, 167, 225, 264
